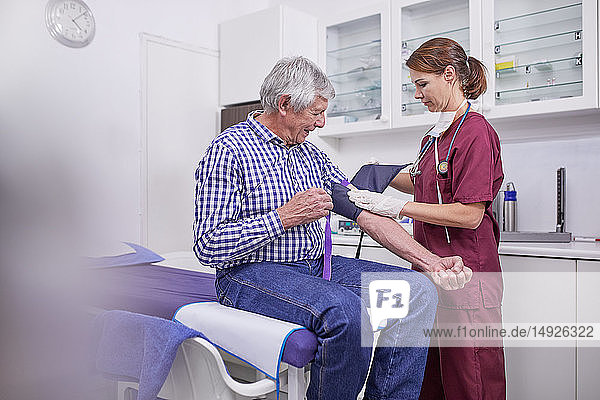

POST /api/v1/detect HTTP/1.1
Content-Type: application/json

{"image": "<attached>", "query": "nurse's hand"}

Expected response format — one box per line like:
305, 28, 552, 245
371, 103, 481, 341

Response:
429, 256, 473, 290
348, 189, 408, 219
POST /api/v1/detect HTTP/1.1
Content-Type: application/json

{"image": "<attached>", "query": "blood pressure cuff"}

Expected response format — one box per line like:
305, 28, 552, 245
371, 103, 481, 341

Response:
331, 163, 410, 221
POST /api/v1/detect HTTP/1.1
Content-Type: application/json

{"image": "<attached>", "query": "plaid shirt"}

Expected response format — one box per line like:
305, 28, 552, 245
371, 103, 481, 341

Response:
194, 112, 347, 268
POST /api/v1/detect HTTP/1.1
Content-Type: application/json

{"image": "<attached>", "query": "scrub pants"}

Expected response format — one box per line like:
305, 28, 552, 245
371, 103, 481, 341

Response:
418, 307, 506, 400
215, 255, 438, 400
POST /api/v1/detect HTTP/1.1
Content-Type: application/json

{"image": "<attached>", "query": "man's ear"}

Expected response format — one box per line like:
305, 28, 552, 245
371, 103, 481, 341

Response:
277, 95, 291, 116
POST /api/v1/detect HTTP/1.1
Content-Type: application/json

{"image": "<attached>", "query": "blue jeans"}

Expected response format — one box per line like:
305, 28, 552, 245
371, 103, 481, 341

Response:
215, 255, 438, 400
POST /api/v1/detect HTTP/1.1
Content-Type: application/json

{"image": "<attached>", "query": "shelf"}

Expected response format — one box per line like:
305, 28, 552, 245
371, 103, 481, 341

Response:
401, 83, 416, 92
495, 30, 582, 53
495, 80, 583, 105
403, 26, 469, 48
326, 39, 381, 59
328, 66, 381, 79
328, 66, 381, 85
496, 56, 582, 78
495, 3, 582, 29
401, 101, 431, 116
335, 86, 381, 97
327, 106, 381, 118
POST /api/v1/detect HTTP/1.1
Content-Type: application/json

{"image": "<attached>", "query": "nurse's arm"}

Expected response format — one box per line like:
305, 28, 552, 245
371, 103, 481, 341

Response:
401, 201, 485, 229
389, 172, 414, 194
356, 210, 468, 277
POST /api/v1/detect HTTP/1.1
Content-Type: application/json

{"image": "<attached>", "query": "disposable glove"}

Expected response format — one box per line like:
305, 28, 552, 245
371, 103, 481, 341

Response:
347, 189, 408, 219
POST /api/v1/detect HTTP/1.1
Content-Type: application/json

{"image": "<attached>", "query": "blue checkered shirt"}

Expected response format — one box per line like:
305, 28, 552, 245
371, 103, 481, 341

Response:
194, 112, 347, 268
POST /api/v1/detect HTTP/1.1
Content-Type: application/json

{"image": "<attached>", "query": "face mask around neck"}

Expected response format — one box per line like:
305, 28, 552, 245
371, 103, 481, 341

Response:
429, 99, 468, 137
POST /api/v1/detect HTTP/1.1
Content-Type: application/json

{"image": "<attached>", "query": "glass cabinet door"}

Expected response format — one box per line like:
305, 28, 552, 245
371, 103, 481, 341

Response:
327, 15, 382, 123
397, 0, 471, 118
494, 3, 583, 105
483, 0, 597, 117
319, 3, 392, 137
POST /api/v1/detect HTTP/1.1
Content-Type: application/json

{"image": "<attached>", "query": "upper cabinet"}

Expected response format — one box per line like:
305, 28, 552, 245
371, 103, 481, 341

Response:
318, 0, 481, 137
318, 3, 392, 137
481, 0, 598, 118
219, 6, 318, 106
392, 0, 480, 129
219, 2, 599, 136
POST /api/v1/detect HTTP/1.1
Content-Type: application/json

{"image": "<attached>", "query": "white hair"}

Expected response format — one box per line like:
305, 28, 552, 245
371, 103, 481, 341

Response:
259, 56, 335, 113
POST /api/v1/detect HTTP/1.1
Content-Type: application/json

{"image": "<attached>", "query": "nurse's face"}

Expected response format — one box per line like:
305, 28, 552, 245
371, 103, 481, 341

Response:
410, 68, 454, 113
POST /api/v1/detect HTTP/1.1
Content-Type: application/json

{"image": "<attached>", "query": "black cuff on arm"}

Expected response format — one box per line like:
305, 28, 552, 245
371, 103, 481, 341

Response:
331, 183, 363, 221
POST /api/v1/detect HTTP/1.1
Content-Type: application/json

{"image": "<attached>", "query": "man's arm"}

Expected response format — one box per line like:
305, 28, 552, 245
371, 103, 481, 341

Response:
194, 143, 285, 266
356, 211, 472, 290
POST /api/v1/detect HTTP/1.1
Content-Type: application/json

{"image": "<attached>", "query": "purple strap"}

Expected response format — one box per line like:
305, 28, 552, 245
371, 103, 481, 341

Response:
323, 179, 352, 280
323, 214, 332, 281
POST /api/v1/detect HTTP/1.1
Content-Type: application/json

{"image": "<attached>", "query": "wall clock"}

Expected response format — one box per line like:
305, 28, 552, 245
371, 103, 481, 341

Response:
45, 0, 95, 48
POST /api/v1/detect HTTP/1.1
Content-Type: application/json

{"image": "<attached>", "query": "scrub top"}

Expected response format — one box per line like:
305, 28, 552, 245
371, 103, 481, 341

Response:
412, 112, 504, 309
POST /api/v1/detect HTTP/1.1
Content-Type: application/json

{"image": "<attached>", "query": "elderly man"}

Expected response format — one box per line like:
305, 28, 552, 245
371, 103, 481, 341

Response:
194, 56, 471, 400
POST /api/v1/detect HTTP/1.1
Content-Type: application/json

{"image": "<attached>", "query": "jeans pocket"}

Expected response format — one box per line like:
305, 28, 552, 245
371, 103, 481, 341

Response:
215, 274, 233, 306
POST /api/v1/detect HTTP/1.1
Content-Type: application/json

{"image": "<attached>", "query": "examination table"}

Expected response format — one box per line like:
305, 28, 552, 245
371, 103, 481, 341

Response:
90, 252, 318, 400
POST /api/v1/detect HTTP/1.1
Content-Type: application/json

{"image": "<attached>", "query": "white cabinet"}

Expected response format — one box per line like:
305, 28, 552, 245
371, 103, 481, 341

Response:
318, 3, 392, 137
219, 6, 318, 106
576, 260, 600, 400
500, 255, 576, 400
314, 0, 598, 138
319, 0, 482, 137
481, 0, 598, 118
391, 0, 481, 128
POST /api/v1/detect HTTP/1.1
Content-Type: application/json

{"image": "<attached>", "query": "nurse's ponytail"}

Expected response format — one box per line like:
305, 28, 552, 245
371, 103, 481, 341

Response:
464, 56, 487, 99
406, 38, 488, 100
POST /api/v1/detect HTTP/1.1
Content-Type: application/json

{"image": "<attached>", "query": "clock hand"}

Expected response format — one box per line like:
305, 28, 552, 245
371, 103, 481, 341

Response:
72, 11, 88, 21
72, 18, 82, 30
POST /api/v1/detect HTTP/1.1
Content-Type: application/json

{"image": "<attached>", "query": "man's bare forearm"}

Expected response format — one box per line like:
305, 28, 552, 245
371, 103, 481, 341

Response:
356, 211, 440, 272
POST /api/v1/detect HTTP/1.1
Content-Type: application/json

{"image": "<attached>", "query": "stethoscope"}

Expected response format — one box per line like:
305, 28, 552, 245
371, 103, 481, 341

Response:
408, 101, 471, 243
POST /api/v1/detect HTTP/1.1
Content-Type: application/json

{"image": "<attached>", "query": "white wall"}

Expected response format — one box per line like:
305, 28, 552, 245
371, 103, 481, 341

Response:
0, 0, 268, 248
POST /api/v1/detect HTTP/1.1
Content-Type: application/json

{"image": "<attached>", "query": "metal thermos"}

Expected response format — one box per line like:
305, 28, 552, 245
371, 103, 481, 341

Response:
503, 182, 517, 232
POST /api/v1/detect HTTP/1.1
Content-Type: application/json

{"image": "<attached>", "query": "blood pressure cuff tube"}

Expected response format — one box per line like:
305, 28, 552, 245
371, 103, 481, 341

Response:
331, 163, 411, 222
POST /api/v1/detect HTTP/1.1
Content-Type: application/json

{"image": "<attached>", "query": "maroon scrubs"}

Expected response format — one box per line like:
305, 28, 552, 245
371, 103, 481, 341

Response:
412, 111, 506, 400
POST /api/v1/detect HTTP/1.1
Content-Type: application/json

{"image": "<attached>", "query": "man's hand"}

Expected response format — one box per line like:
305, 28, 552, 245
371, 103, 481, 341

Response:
277, 188, 333, 230
426, 256, 473, 291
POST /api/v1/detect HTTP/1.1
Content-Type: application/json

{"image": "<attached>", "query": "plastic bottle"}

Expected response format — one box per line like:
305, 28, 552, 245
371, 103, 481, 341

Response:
503, 182, 517, 232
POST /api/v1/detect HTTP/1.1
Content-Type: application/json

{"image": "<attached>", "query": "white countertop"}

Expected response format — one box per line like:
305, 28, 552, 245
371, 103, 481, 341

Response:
498, 241, 600, 261
332, 234, 600, 261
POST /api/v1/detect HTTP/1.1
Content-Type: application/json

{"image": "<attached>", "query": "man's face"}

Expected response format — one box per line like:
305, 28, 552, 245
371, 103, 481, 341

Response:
283, 96, 328, 145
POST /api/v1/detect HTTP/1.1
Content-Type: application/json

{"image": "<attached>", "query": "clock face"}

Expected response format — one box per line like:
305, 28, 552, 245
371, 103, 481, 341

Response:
45, 0, 95, 48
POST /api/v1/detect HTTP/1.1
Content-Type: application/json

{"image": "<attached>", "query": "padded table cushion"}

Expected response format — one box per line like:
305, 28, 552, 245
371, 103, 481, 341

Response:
90, 264, 318, 367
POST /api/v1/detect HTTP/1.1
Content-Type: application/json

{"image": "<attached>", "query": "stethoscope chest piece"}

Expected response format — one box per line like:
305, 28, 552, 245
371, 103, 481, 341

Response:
437, 161, 449, 175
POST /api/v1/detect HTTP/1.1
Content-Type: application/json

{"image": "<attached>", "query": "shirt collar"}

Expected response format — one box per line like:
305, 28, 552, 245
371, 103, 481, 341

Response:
247, 110, 288, 147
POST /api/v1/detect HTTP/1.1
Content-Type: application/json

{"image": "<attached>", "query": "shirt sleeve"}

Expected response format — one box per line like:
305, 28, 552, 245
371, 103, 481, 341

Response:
451, 119, 498, 204
193, 142, 285, 267
308, 143, 347, 192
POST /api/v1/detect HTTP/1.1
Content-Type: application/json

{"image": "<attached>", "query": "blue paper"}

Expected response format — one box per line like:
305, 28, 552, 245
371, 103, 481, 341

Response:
87, 242, 165, 268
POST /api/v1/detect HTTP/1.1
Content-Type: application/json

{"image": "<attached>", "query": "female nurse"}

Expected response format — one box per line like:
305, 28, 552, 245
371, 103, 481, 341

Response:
349, 37, 506, 400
